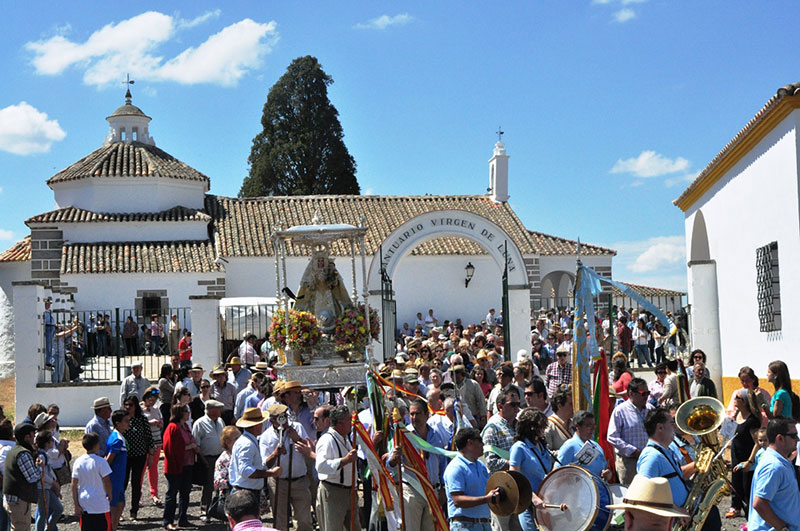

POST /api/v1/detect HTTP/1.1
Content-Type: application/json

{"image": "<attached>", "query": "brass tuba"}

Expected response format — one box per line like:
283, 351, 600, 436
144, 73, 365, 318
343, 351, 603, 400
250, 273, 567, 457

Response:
673, 397, 728, 531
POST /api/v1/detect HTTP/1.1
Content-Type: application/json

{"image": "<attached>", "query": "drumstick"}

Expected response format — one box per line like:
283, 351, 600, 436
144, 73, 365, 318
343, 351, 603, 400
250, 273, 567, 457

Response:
543, 503, 568, 511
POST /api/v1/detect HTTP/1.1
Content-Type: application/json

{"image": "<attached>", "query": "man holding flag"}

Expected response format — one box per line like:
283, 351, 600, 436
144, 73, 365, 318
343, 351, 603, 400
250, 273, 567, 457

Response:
387, 399, 448, 530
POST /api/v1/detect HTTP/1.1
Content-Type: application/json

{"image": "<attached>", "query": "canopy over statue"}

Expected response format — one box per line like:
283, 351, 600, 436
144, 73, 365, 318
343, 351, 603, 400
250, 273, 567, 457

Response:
271, 213, 377, 388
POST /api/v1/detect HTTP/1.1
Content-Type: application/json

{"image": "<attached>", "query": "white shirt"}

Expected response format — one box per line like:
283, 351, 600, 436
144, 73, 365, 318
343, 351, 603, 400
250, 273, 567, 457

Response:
71, 453, 112, 514
259, 421, 309, 479
315, 428, 353, 487
176, 378, 201, 398
192, 415, 225, 456
0, 440, 15, 471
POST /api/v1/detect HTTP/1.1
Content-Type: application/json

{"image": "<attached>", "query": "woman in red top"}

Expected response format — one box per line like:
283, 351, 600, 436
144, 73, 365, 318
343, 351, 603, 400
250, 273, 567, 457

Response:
162, 404, 198, 530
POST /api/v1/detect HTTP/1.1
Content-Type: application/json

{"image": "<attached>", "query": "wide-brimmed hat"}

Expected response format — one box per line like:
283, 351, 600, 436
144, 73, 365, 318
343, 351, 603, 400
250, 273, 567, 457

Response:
253, 361, 270, 372
211, 365, 227, 376
92, 397, 111, 410
34, 412, 54, 430
227, 357, 243, 366
390, 369, 404, 380
273, 380, 285, 394
280, 381, 301, 394
236, 407, 269, 428
191, 363, 204, 372
131, 360, 143, 368
555, 344, 570, 354
606, 475, 689, 518
267, 403, 288, 417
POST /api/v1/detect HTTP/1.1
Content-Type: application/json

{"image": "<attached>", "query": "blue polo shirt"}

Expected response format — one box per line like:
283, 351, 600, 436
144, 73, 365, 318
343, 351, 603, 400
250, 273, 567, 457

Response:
557, 433, 607, 478
443, 454, 490, 520
748, 447, 800, 531
637, 440, 689, 506
106, 430, 127, 495
509, 439, 552, 492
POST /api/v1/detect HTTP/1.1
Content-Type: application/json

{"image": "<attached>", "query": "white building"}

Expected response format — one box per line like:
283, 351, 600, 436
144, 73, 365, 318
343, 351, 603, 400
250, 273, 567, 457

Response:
675, 82, 800, 402
0, 90, 685, 423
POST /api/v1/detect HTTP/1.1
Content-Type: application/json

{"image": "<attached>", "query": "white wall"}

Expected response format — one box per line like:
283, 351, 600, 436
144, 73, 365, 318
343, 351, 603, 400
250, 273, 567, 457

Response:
63, 272, 218, 319
52, 177, 206, 213
60, 220, 208, 243
685, 110, 800, 379
224, 254, 508, 329
0, 261, 29, 305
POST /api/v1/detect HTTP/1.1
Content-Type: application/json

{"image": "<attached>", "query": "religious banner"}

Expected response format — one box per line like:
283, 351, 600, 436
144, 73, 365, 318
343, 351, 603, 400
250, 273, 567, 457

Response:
573, 264, 677, 411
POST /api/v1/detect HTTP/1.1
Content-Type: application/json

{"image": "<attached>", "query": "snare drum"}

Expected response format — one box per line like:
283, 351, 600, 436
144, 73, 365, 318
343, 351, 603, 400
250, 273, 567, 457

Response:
535, 465, 612, 531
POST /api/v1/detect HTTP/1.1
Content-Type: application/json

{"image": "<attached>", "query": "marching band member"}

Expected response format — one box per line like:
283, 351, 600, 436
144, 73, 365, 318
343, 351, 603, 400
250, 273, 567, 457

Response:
544, 389, 573, 451
556, 410, 611, 481
482, 385, 521, 531
444, 428, 499, 531
509, 408, 554, 531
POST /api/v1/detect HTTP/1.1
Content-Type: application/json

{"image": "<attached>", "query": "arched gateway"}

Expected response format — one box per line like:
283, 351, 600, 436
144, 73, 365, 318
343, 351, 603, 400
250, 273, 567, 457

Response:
366, 209, 531, 361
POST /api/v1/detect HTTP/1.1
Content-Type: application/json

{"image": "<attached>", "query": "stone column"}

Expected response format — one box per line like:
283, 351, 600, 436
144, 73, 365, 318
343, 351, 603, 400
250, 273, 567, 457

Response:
688, 260, 723, 395
189, 295, 222, 371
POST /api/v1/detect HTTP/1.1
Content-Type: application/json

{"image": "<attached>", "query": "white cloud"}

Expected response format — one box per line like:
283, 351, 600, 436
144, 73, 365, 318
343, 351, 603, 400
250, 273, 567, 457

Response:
0, 102, 66, 155
606, 235, 687, 291
363, 187, 375, 195
25, 11, 278, 87
157, 19, 277, 86
355, 13, 413, 30
177, 9, 221, 29
610, 150, 689, 178
664, 172, 698, 188
0, 230, 14, 241
613, 8, 636, 22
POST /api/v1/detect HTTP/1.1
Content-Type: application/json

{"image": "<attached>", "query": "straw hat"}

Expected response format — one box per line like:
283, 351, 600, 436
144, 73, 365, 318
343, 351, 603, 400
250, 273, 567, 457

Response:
92, 397, 111, 410
34, 412, 54, 430
211, 365, 227, 376
606, 475, 689, 518
267, 403, 288, 417
227, 357, 243, 366
273, 380, 285, 394
236, 407, 269, 428
281, 381, 302, 394
253, 361, 270, 372
190, 363, 204, 372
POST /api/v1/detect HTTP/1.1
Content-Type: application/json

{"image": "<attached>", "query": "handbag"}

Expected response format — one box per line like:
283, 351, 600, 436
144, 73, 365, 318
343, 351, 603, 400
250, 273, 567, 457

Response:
208, 488, 228, 521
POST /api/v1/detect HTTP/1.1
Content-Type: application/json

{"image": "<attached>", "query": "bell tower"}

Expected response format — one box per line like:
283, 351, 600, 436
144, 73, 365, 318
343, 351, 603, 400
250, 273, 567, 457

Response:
489, 130, 509, 203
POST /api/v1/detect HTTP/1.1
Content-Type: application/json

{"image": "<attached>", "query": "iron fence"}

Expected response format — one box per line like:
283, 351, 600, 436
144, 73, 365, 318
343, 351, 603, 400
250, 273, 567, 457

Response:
41, 307, 190, 384
220, 303, 278, 361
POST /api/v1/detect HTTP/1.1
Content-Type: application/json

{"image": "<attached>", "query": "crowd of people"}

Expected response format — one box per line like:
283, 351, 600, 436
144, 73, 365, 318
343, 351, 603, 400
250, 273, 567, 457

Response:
43, 296, 190, 384
7, 304, 800, 531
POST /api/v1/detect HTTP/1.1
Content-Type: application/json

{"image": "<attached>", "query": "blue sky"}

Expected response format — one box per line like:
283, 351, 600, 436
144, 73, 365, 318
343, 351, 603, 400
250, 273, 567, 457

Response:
0, 2, 797, 291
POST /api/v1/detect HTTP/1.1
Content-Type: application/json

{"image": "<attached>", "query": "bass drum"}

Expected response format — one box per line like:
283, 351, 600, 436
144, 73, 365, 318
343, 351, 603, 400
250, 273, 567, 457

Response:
535, 465, 612, 531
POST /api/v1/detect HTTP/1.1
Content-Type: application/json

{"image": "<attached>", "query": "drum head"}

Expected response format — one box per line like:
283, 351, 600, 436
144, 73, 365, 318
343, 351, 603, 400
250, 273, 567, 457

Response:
536, 466, 599, 531
607, 483, 627, 527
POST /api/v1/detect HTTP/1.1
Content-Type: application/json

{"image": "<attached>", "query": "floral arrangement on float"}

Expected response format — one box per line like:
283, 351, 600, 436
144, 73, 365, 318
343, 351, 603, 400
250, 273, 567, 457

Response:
332, 304, 381, 353
269, 309, 321, 356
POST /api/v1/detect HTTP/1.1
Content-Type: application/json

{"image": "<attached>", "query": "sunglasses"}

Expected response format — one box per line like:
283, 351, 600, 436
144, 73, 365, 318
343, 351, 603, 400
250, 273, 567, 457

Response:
505, 402, 521, 408
783, 432, 799, 440
557, 353, 568, 357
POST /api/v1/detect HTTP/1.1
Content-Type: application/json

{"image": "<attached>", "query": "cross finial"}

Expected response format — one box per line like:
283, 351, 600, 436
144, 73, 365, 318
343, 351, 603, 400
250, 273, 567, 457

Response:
496, 126, 504, 142
123, 74, 135, 103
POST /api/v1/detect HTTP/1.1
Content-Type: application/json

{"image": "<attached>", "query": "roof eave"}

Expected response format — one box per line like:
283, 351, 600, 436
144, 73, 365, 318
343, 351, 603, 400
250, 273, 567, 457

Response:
674, 94, 800, 213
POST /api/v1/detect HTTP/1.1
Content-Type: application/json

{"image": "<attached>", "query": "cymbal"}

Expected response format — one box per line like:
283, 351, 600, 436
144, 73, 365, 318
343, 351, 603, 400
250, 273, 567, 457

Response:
486, 471, 522, 517
508, 470, 532, 514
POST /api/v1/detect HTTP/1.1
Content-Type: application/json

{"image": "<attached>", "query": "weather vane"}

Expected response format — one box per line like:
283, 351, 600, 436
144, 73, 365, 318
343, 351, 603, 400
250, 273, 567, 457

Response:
496, 126, 504, 142
123, 73, 135, 88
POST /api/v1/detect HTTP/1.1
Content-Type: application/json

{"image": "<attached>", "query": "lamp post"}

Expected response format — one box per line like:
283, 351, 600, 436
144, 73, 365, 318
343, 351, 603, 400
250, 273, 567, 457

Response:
464, 262, 475, 288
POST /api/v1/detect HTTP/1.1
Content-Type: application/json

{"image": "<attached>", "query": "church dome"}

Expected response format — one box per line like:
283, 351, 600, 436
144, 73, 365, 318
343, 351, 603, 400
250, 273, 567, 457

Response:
107, 102, 150, 120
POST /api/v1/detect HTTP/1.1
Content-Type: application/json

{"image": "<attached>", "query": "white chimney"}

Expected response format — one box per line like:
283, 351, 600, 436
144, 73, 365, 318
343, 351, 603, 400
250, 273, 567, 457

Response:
489, 140, 509, 203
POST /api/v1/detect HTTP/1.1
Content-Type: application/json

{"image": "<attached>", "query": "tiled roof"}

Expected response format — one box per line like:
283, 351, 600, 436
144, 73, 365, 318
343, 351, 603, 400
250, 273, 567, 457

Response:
675, 82, 800, 208
46, 142, 210, 186
61, 240, 221, 274
206, 194, 539, 257
528, 231, 616, 256
613, 282, 686, 298
26, 206, 211, 225
0, 236, 31, 263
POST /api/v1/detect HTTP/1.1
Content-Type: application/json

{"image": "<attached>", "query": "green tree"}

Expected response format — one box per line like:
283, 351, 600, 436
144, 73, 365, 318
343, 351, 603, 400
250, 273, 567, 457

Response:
241, 56, 359, 196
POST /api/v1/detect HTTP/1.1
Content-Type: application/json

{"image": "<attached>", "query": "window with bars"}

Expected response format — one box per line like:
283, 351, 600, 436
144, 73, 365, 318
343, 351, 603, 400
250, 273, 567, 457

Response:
756, 241, 781, 332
